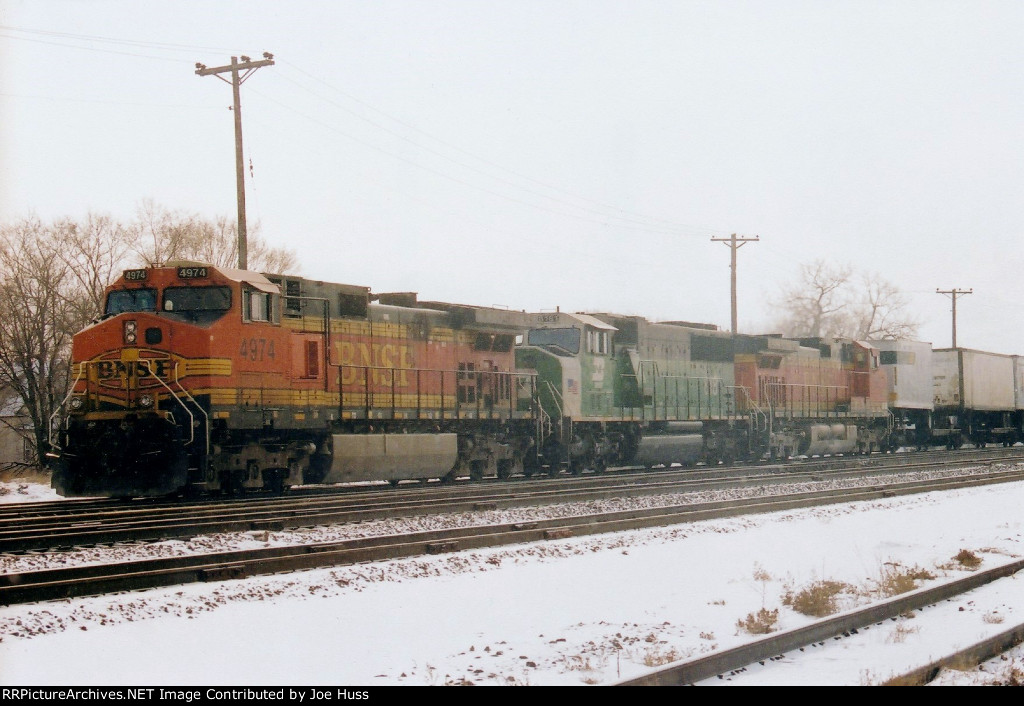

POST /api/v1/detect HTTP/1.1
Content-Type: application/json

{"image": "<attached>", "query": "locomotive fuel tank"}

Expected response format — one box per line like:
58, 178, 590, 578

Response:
322, 433, 459, 483
633, 433, 703, 467
800, 424, 859, 456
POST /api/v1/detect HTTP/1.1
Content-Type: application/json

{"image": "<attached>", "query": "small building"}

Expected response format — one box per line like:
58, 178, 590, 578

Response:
0, 389, 33, 469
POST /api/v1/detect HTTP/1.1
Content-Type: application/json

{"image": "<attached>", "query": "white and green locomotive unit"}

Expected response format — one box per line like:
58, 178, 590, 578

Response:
515, 311, 755, 474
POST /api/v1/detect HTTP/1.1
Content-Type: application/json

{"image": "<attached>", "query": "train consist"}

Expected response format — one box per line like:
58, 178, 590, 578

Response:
48, 262, 1024, 497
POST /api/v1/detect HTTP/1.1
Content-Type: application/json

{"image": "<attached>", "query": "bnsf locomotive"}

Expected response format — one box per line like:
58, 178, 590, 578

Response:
49, 262, 1024, 498
50, 262, 537, 497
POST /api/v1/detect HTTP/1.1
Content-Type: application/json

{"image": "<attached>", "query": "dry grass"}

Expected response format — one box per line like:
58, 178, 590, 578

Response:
556, 655, 598, 672
886, 622, 920, 644
641, 644, 682, 667
953, 549, 983, 569
736, 607, 779, 635
871, 562, 936, 598
994, 665, 1024, 686
982, 611, 1005, 625
782, 579, 855, 617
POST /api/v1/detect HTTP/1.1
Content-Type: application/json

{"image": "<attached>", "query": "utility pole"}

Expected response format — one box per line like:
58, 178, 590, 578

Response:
711, 233, 759, 334
196, 53, 275, 270
936, 288, 972, 348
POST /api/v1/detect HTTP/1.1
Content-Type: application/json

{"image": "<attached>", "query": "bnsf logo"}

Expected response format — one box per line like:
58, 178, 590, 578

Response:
96, 359, 174, 380
91, 354, 178, 390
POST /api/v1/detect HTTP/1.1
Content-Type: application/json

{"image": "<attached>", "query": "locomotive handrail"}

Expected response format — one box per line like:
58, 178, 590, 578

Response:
48, 365, 84, 451
729, 385, 768, 432
171, 362, 211, 458
542, 380, 565, 421
332, 363, 536, 422
136, 359, 198, 450
651, 373, 729, 420
762, 381, 849, 419
619, 370, 734, 422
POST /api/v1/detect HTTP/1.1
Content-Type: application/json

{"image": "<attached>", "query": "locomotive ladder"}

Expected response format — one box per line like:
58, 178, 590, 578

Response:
137, 360, 211, 460
48, 365, 84, 450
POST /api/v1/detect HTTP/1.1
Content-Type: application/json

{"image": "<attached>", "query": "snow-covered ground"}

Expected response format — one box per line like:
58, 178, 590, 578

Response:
2, 475, 1024, 686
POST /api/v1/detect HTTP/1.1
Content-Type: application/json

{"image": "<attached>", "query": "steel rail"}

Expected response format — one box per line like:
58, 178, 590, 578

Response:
3, 470, 1024, 606
616, 559, 1024, 686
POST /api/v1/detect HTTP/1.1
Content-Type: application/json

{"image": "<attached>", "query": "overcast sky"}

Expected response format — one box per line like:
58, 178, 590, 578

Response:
2, 1, 1022, 352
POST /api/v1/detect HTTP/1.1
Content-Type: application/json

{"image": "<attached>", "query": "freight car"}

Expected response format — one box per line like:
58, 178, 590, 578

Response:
49, 262, 538, 497
874, 341, 1023, 450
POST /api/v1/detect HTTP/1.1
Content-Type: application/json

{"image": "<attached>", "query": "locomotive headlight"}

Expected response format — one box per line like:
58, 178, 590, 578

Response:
124, 320, 138, 345
69, 396, 84, 411
138, 393, 154, 408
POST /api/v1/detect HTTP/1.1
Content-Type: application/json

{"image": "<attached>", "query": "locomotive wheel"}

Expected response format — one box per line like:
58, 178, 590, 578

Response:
265, 470, 285, 495
496, 456, 522, 480
469, 460, 486, 481
228, 469, 246, 496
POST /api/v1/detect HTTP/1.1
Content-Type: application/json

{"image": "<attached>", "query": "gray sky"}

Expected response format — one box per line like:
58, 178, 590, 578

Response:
2, 1, 1022, 352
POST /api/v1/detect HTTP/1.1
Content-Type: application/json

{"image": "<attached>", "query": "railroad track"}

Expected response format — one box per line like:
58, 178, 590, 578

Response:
617, 558, 1024, 686
4, 466, 1024, 606
3, 447, 1022, 553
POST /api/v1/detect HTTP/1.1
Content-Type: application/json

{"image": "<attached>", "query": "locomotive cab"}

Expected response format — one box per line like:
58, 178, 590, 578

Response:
50, 262, 290, 497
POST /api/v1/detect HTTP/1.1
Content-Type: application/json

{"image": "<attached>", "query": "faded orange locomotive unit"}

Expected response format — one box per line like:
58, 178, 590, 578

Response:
50, 262, 538, 497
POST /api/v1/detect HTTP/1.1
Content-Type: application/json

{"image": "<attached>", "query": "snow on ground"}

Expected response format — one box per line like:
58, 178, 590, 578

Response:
2, 475, 1024, 685
0, 480, 60, 503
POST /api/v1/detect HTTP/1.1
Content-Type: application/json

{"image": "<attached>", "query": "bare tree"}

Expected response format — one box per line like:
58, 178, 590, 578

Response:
132, 199, 197, 267
773, 260, 852, 338
772, 260, 919, 340
0, 218, 88, 465
53, 212, 135, 324
130, 201, 297, 274
850, 272, 920, 340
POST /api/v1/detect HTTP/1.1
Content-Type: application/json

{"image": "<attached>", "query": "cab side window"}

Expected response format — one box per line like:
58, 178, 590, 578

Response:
243, 288, 279, 323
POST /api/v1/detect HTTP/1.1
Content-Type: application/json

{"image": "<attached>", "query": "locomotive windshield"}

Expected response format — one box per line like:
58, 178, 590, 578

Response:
527, 327, 580, 355
162, 286, 232, 325
105, 288, 157, 316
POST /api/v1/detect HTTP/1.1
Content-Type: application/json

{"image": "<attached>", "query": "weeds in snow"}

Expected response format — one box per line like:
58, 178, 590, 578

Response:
781, 579, 855, 617
735, 607, 779, 635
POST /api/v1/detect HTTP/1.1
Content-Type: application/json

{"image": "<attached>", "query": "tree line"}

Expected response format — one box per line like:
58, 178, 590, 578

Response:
0, 202, 297, 467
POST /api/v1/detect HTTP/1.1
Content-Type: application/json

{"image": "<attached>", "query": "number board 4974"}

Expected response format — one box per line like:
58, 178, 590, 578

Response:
177, 266, 209, 279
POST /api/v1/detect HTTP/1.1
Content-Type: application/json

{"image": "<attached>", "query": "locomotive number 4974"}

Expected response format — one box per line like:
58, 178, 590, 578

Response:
239, 337, 276, 361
